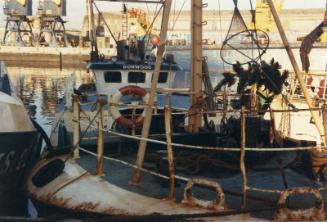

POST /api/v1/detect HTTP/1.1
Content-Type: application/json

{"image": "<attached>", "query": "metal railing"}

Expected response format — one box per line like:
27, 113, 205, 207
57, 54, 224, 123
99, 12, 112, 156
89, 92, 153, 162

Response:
67, 92, 327, 214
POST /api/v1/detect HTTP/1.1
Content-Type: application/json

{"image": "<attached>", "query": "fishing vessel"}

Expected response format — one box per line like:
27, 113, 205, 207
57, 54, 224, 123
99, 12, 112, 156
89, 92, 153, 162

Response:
49, 0, 188, 147
25, 0, 327, 220
0, 61, 43, 183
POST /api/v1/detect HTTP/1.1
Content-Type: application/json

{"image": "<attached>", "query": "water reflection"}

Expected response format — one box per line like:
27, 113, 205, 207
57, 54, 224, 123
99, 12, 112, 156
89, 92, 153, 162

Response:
7, 48, 324, 133
0, 67, 91, 217
8, 67, 91, 134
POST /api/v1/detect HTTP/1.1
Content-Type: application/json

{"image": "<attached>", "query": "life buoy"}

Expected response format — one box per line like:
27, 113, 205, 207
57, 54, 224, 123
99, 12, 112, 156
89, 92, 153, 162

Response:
307, 75, 326, 98
110, 85, 149, 128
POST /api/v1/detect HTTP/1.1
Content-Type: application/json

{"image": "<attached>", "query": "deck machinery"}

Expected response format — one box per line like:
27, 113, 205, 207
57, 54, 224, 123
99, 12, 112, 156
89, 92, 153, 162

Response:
2, 0, 34, 46
37, 0, 67, 47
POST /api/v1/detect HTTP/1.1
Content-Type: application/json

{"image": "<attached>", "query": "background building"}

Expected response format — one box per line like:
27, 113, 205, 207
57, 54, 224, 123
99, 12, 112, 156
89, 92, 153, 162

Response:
79, 8, 326, 48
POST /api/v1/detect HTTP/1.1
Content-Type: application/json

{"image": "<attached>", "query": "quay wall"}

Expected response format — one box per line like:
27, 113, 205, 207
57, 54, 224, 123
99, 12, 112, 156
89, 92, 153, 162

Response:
0, 46, 89, 68
1, 41, 327, 69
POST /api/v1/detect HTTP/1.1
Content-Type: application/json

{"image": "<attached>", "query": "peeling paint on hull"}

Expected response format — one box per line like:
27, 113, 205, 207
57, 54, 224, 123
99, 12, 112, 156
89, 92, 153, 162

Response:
25, 156, 229, 217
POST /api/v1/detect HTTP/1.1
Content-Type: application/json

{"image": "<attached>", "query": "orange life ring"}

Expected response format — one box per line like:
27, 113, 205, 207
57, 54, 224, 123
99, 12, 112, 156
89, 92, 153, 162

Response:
110, 85, 149, 128
307, 75, 326, 98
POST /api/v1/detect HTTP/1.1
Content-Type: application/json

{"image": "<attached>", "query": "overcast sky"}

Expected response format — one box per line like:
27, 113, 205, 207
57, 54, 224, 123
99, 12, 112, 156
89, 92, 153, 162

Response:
0, 0, 326, 29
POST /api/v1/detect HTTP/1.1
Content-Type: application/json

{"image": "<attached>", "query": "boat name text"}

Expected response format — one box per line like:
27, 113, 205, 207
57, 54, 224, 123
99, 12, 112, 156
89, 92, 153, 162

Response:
123, 65, 152, 70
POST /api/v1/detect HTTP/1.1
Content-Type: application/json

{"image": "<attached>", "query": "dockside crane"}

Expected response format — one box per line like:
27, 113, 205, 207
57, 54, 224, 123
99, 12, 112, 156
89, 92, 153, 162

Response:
249, 0, 284, 32
37, 0, 67, 47
2, 0, 34, 46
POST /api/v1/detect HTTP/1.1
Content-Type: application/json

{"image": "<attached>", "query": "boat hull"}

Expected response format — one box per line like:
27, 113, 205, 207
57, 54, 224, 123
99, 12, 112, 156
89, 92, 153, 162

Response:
0, 131, 41, 184
25, 156, 223, 217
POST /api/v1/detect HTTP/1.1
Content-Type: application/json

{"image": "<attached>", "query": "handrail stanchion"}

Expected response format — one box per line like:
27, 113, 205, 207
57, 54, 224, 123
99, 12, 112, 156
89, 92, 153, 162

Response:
164, 94, 175, 200
73, 94, 80, 159
311, 104, 327, 179
131, 103, 136, 136
324, 74, 327, 100
240, 106, 247, 208
322, 104, 327, 146
96, 97, 105, 176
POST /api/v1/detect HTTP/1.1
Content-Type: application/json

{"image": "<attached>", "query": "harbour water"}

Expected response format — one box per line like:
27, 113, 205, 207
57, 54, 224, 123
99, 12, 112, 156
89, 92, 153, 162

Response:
1, 48, 327, 218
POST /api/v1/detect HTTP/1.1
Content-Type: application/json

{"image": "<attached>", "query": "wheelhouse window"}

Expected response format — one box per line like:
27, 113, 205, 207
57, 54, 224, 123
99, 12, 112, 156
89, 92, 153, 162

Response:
128, 72, 146, 83
152, 72, 169, 83
104, 71, 122, 83
158, 72, 168, 83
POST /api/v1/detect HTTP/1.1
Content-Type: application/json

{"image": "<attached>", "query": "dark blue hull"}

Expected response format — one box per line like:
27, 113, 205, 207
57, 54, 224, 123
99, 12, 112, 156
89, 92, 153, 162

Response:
0, 131, 42, 184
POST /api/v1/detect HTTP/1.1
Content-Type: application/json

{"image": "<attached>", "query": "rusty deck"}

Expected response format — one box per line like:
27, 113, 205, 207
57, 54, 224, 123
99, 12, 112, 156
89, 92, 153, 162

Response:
25, 149, 327, 220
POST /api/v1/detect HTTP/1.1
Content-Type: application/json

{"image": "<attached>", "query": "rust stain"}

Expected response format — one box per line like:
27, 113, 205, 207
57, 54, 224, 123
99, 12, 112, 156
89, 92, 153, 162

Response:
49, 196, 72, 208
73, 202, 100, 211
47, 196, 102, 213
274, 187, 326, 221
104, 207, 131, 216
181, 178, 225, 211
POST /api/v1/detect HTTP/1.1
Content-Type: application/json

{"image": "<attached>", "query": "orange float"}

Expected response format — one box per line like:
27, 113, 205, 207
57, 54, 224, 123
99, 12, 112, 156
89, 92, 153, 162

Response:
110, 85, 149, 128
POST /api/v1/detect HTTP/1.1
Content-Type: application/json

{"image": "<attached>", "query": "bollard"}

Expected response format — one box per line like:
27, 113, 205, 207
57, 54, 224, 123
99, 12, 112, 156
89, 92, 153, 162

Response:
72, 95, 80, 159
96, 98, 105, 176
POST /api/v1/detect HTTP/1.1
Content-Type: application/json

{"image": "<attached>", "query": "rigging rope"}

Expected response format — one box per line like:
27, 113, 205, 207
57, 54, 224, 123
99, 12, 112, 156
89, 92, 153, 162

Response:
171, 0, 187, 31
249, 0, 262, 63
145, 2, 150, 18
173, 0, 177, 27
217, 0, 225, 70
79, 148, 327, 196
142, 4, 164, 41
79, 119, 326, 152
93, 2, 118, 44
220, 1, 268, 65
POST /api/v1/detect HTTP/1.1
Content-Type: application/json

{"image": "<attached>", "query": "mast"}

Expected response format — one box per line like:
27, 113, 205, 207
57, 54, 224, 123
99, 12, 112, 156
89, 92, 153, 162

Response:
189, 0, 203, 133
88, 0, 99, 61
267, 0, 326, 145
131, 0, 172, 184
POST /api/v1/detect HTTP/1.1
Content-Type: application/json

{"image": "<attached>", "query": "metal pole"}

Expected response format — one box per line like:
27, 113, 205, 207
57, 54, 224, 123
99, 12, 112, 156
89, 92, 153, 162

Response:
323, 74, 327, 100
322, 104, 327, 146
72, 95, 80, 159
130, 0, 172, 185
269, 109, 279, 145
267, 0, 326, 145
96, 98, 105, 176
164, 95, 175, 200
311, 104, 327, 178
59, 52, 63, 70
240, 106, 247, 208
189, 0, 203, 133
250, 84, 257, 116
88, 0, 98, 57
